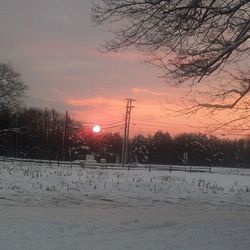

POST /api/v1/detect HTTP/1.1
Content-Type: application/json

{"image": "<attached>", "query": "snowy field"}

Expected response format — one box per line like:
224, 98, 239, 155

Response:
0, 161, 250, 250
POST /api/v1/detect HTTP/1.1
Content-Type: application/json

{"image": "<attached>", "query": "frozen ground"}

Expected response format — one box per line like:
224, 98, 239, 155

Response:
0, 161, 249, 250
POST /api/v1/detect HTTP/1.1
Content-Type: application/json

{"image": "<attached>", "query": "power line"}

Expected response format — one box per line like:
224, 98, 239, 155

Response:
132, 119, 188, 126
132, 120, 209, 130
102, 124, 124, 130
81, 118, 124, 126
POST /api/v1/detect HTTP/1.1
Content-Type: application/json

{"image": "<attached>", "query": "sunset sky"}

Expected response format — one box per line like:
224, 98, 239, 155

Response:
0, 0, 240, 137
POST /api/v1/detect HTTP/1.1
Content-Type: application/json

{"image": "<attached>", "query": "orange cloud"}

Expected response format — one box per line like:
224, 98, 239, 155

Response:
66, 96, 243, 138
66, 96, 202, 136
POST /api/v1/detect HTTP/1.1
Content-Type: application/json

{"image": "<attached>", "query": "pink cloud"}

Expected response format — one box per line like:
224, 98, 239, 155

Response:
132, 87, 166, 96
66, 97, 124, 107
84, 49, 143, 62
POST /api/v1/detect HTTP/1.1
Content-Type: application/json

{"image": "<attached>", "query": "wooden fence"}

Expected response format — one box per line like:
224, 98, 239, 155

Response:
0, 156, 212, 173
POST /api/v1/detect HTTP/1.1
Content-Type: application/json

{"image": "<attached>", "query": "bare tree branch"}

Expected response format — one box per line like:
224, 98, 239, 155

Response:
92, 0, 250, 79
92, 0, 250, 134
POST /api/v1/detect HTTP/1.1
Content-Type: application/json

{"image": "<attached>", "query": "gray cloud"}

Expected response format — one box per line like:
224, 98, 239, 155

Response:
0, 0, 170, 125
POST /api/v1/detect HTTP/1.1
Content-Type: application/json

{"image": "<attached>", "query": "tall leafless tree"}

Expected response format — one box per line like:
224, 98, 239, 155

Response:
0, 63, 27, 108
92, 0, 250, 133
0, 63, 27, 138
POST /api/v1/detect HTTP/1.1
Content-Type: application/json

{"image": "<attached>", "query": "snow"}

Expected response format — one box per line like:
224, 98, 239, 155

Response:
0, 161, 250, 249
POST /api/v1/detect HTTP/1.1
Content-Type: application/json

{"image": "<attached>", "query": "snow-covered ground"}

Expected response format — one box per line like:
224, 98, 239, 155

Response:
0, 161, 250, 250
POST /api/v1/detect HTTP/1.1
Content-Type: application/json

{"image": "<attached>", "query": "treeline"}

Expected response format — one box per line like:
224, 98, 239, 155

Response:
0, 106, 122, 162
1, 106, 250, 168
131, 132, 250, 168
0, 106, 75, 159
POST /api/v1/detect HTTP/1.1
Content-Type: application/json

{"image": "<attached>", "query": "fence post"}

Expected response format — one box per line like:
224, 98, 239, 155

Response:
149, 164, 151, 172
57, 160, 60, 167
209, 167, 211, 173
128, 163, 130, 171
81, 161, 85, 169
189, 166, 192, 173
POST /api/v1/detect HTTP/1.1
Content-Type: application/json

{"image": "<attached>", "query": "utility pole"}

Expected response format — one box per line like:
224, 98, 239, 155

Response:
121, 98, 135, 167
62, 110, 69, 161
15, 111, 18, 158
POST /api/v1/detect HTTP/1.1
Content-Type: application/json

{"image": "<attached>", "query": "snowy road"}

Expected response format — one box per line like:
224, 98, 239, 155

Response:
0, 203, 250, 250
0, 162, 250, 249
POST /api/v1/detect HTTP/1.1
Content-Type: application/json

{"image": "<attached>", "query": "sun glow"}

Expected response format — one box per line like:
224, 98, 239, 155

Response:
93, 125, 101, 133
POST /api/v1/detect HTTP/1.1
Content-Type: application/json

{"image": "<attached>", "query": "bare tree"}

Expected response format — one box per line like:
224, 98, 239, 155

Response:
92, 0, 250, 133
0, 63, 27, 108
0, 63, 27, 140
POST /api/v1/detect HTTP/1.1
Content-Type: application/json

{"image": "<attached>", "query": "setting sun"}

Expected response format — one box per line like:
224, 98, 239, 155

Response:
93, 125, 101, 133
